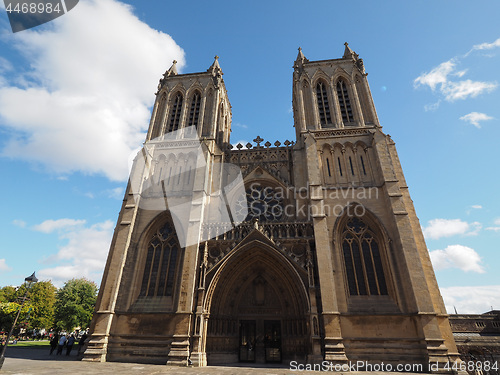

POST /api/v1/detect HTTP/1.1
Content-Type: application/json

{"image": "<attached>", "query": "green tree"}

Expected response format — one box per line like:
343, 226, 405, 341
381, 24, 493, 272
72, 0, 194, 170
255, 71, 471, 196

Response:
54, 278, 98, 331
27, 281, 57, 330
0, 301, 30, 332
0, 286, 17, 303
0, 285, 31, 333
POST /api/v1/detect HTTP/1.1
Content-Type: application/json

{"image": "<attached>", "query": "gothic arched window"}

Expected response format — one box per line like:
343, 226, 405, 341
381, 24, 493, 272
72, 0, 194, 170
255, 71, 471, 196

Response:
341, 216, 388, 296
336, 79, 354, 124
316, 81, 332, 126
188, 91, 201, 129
167, 92, 183, 133
140, 221, 181, 297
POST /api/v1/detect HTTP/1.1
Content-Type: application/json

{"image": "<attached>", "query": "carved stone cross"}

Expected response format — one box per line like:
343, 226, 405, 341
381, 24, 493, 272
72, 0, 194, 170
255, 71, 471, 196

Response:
253, 136, 264, 147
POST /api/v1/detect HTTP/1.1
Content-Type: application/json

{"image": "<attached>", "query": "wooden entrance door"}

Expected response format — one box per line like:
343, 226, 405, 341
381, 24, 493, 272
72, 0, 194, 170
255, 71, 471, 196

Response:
264, 320, 282, 363
239, 320, 256, 362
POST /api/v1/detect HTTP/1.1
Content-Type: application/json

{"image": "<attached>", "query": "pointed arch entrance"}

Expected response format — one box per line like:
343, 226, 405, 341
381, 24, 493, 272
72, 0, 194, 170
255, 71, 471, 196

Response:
203, 236, 311, 364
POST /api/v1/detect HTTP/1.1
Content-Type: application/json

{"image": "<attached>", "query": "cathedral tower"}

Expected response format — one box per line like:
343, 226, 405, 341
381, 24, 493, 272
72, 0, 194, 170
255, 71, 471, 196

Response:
147, 56, 231, 146
83, 46, 461, 370
289, 43, 460, 367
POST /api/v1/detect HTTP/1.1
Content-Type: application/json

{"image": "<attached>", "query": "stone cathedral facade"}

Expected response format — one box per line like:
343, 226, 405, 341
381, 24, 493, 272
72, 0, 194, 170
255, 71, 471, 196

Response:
83, 44, 461, 369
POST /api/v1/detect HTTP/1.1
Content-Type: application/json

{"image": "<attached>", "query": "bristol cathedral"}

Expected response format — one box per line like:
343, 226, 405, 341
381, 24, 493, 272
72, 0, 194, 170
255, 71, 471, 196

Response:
83, 44, 463, 369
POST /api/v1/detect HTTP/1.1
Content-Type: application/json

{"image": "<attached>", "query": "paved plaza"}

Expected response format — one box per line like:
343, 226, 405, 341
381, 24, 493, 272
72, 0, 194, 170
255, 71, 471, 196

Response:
1, 347, 428, 375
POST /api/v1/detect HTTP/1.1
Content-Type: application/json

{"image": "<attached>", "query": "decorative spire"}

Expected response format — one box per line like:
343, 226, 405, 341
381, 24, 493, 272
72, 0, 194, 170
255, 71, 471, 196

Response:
343, 42, 365, 73
296, 47, 306, 62
294, 47, 309, 71
157, 60, 178, 93
343, 42, 359, 60
166, 60, 178, 76
207, 55, 221, 73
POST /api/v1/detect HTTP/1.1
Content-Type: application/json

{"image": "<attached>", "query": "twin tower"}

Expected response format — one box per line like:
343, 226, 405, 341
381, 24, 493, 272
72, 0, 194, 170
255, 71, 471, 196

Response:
83, 44, 461, 370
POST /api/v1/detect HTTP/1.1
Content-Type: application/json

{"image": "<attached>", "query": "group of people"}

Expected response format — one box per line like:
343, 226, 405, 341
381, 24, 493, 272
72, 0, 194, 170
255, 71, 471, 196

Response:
49, 332, 87, 356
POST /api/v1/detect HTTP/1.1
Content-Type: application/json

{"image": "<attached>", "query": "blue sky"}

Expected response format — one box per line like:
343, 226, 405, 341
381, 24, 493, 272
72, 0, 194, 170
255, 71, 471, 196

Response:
0, 0, 499, 313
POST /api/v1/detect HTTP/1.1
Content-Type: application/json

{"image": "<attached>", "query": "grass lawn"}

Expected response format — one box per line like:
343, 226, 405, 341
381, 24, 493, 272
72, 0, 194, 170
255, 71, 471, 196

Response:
7, 340, 50, 349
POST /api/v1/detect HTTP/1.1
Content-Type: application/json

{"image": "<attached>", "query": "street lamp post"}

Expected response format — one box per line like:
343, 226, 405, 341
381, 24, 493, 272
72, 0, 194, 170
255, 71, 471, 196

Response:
0, 272, 38, 370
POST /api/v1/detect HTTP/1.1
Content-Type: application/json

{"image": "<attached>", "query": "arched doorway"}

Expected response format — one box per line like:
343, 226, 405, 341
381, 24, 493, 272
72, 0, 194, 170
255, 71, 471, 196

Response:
204, 240, 311, 365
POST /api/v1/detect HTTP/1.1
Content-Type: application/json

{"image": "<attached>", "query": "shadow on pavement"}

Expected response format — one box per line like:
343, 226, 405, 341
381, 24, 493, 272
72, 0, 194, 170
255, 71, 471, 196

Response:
4, 346, 81, 361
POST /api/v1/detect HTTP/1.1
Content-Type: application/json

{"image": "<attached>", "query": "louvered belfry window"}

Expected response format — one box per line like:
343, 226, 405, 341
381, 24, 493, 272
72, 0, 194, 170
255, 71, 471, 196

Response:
316, 81, 332, 126
188, 92, 201, 129
336, 79, 354, 124
167, 93, 183, 133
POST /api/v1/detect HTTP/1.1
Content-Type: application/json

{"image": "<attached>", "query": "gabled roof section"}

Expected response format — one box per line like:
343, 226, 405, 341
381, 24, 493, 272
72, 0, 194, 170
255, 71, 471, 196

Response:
206, 223, 309, 276
239, 224, 278, 249
243, 165, 292, 191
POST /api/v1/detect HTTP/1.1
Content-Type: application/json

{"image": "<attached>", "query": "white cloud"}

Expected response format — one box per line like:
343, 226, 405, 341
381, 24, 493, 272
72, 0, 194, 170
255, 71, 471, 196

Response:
442, 80, 497, 101
466, 204, 484, 215
459, 112, 494, 128
33, 218, 86, 233
37, 220, 114, 286
0, 0, 185, 181
470, 38, 500, 52
414, 54, 498, 103
0, 57, 11, 87
441, 285, 500, 314
454, 69, 468, 78
423, 218, 481, 240
414, 60, 456, 91
234, 123, 248, 129
485, 218, 500, 232
0, 57, 12, 74
430, 244, 485, 273
12, 219, 26, 228
0, 259, 11, 272
424, 100, 441, 112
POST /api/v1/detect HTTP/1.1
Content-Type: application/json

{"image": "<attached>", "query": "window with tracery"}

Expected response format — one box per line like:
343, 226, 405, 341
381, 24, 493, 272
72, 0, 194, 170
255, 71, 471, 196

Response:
140, 221, 181, 297
234, 185, 284, 222
188, 91, 201, 129
341, 217, 388, 296
336, 79, 354, 124
167, 92, 183, 133
316, 81, 332, 126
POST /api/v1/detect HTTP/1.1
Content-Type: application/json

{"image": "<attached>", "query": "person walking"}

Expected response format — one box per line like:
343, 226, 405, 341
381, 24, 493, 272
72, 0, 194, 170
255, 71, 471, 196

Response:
56, 334, 67, 355
66, 334, 75, 356
49, 333, 59, 355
